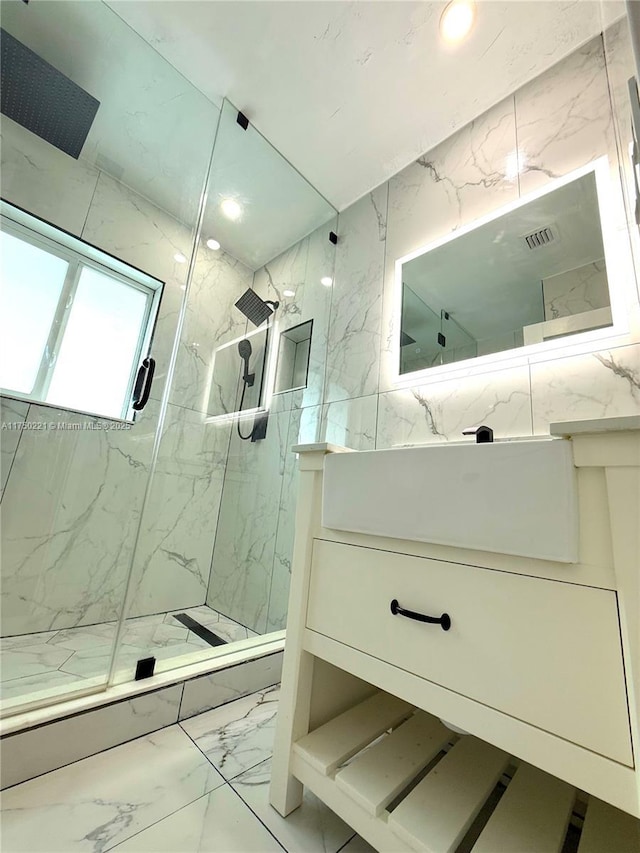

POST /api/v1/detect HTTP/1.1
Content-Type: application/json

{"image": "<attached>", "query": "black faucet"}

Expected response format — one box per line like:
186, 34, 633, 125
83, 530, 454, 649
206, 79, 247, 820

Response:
462, 425, 494, 443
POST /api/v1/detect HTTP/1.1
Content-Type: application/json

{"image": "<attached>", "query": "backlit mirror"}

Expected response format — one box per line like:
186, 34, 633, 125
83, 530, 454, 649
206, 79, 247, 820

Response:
398, 161, 613, 374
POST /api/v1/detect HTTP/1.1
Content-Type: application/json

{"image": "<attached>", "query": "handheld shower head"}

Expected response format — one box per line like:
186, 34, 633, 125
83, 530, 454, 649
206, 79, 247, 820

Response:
238, 339, 255, 386
238, 339, 252, 360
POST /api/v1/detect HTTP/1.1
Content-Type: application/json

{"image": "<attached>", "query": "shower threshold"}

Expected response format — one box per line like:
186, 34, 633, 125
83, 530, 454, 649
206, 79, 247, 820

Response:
0, 605, 259, 717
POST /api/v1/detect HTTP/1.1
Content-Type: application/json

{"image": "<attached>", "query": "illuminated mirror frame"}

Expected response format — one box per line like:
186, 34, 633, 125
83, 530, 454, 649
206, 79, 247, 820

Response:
392, 156, 629, 386
204, 319, 279, 424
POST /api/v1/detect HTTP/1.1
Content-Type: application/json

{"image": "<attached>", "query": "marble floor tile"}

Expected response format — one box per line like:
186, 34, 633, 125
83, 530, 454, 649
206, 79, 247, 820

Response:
180, 686, 280, 781
232, 758, 355, 853
162, 607, 251, 645
0, 606, 256, 710
58, 644, 143, 678
339, 836, 376, 853
49, 624, 117, 651
0, 644, 73, 681
110, 785, 283, 853
0, 670, 82, 702
0, 631, 59, 651
0, 688, 363, 853
0, 726, 224, 853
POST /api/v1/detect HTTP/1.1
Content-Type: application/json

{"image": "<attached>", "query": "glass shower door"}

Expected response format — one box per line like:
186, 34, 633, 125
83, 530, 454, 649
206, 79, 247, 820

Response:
111, 99, 337, 682
0, 0, 218, 716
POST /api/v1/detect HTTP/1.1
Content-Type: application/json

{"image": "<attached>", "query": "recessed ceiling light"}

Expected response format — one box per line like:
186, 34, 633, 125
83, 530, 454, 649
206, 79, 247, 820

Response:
221, 198, 242, 221
440, 1, 475, 43
283, 289, 295, 297
206, 238, 221, 250
505, 149, 526, 182
320, 276, 333, 287
174, 252, 187, 263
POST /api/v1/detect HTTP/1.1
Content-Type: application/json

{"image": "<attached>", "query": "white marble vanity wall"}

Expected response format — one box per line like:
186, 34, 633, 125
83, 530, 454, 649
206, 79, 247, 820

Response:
0, 112, 250, 634
207, 22, 640, 633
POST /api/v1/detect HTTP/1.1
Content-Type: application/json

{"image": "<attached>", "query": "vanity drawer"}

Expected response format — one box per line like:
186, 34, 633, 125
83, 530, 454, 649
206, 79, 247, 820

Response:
306, 539, 632, 765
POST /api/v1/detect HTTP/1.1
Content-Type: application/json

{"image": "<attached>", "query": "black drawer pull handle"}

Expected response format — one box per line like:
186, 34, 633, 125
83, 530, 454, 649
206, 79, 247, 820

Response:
390, 599, 451, 631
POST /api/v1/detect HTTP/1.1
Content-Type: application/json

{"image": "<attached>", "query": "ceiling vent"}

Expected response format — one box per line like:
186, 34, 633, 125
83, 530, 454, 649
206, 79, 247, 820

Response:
523, 226, 555, 250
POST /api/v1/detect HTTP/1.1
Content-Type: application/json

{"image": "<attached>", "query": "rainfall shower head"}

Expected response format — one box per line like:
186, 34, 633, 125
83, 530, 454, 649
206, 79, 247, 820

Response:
238, 339, 255, 386
0, 29, 100, 159
234, 288, 279, 327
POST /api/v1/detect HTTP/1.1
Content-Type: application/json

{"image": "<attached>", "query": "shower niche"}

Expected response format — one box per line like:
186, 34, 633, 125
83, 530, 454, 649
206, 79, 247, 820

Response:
274, 319, 313, 394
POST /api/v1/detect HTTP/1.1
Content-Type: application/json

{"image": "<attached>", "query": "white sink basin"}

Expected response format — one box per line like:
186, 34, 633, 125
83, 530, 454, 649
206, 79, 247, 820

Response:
322, 438, 578, 563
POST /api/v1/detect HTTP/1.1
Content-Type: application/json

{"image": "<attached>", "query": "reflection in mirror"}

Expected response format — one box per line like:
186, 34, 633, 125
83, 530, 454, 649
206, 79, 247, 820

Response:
399, 165, 612, 374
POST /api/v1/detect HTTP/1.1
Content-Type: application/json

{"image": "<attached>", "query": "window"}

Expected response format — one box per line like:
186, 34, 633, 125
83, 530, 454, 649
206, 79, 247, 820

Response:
0, 201, 163, 420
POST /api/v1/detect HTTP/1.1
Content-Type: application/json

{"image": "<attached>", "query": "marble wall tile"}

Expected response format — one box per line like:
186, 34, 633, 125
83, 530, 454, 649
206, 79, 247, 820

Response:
291, 219, 337, 411
0, 118, 100, 236
180, 685, 280, 781
126, 404, 231, 621
254, 234, 310, 327
170, 247, 254, 415
231, 757, 355, 853
376, 365, 533, 449
516, 35, 615, 196
322, 395, 378, 451
265, 395, 376, 631
207, 408, 292, 633
0, 397, 29, 498
0, 401, 158, 635
259, 218, 337, 414
379, 96, 519, 393
265, 408, 305, 632
530, 343, 640, 433
325, 186, 387, 403
179, 652, 283, 720
82, 173, 193, 285
1, 724, 222, 851
1, 684, 182, 789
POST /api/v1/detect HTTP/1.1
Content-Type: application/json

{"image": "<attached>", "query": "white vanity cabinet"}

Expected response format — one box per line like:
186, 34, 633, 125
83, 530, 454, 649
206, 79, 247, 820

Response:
270, 422, 640, 851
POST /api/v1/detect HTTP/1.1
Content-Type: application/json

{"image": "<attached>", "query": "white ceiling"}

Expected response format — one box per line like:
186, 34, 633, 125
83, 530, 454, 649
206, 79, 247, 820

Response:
105, 0, 617, 211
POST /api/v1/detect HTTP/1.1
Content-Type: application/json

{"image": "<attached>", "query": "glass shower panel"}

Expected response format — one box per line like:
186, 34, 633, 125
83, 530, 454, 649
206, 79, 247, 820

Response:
0, 0, 217, 715
111, 99, 337, 681
0, 231, 69, 393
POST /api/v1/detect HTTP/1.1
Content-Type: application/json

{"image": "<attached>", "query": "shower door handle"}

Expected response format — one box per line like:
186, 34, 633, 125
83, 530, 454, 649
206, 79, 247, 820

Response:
132, 357, 155, 411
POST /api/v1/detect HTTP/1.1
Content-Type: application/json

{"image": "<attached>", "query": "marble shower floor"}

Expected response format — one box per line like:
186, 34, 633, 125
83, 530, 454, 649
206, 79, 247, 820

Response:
0, 605, 257, 706
1, 686, 372, 853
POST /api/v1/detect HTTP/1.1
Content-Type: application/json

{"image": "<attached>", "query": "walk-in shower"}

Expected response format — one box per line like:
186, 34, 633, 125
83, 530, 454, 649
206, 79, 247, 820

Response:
0, 0, 337, 718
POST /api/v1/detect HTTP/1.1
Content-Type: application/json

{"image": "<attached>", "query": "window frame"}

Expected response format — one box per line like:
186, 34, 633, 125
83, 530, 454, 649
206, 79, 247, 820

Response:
0, 200, 164, 422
